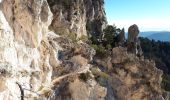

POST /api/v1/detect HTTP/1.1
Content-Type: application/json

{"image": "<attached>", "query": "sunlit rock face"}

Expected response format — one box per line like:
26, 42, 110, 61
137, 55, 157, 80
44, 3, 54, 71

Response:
0, 0, 57, 99
110, 47, 166, 100
0, 0, 107, 99
0, 0, 168, 100
47, 0, 107, 38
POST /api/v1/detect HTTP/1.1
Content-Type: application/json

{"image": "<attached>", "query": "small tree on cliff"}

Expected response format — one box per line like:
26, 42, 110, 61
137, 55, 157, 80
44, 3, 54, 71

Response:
103, 25, 118, 46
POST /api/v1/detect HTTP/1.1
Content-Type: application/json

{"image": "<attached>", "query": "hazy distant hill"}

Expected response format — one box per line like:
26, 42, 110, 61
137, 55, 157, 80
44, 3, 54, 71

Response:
147, 31, 170, 41
138, 31, 170, 42
125, 31, 155, 38
139, 31, 156, 37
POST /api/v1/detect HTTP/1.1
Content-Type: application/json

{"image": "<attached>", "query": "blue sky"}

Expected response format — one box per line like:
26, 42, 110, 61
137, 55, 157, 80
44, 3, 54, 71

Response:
105, 0, 170, 32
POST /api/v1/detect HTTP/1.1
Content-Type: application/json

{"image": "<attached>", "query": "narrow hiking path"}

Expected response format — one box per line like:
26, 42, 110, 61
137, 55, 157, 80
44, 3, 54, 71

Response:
38, 64, 90, 95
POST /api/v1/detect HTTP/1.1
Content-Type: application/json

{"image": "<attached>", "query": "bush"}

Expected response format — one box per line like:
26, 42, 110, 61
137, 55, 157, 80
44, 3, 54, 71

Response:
106, 44, 112, 50
103, 25, 117, 45
79, 72, 91, 82
56, 28, 69, 35
62, 0, 70, 9
86, 21, 92, 31
78, 35, 88, 42
91, 44, 107, 57
90, 35, 100, 45
162, 74, 170, 91
90, 68, 110, 79
68, 32, 77, 42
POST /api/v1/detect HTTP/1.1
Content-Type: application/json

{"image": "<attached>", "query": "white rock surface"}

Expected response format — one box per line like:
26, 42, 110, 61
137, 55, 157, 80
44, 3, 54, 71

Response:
0, 0, 58, 99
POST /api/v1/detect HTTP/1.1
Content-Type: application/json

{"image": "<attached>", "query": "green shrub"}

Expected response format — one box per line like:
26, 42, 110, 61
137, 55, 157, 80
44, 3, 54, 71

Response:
86, 21, 92, 31
55, 28, 69, 35
90, 35, 99, 45
91, 44, 107, 57
103, 25, 117, 45
162, 74, 170, 91
91, 68, 109, 79
79, 72, 91, 82
62, 0, 70, 9
68, 32, 77, 42
79, 35, 88, 42
106, 44, 112, 50
139, 79, 148, 85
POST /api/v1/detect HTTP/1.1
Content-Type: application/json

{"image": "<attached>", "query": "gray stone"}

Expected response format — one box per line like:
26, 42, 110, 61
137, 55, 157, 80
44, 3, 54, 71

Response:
128, 24, 139, 43
127, 24, 142, 56
118, 28, 125, 46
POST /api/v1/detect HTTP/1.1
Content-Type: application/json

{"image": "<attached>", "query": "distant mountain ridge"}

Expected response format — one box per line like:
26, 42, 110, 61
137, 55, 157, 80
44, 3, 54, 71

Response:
139, 31, 170, 42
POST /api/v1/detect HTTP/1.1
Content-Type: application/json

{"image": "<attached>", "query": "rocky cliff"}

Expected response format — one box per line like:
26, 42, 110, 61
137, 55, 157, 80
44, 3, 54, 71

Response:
0, 0, 107, 99
0, 0, 55, 99
0, 0, 168, 100
47, 0, 107, 38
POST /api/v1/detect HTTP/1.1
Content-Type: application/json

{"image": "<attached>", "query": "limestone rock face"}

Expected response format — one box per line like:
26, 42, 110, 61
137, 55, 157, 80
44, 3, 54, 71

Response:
69, 78, 106, 100
0, 0, 168, 100
47, 0, 107, 38
110, 47, 167, 100
0, 0, 57, 99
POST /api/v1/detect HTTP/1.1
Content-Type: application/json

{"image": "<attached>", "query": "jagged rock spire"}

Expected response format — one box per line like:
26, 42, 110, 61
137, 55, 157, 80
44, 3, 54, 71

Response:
118, 28, 125, 46
127, 24, 142, 56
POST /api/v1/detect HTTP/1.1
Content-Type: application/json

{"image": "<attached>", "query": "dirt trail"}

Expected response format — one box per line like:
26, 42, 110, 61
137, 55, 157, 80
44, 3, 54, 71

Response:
38, 64, 90, 95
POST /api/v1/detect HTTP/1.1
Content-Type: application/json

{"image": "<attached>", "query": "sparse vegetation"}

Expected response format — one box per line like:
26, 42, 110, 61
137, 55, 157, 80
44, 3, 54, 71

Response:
78, 35, 88, 42
91, 44, 107, 57
162, 74, 170, 91
89, 24, 120, 57
91, 68, 110, 79
62, 0, 70, 9
140, 37, 170, 91
86, 21, 92, 32
139, 37, 170, 74
68, 32, 77, 42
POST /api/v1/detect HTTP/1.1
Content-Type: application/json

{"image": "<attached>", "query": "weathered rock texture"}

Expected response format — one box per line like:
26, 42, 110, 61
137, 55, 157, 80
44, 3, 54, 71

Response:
128, 24, 139, 43
0, 0, 107, 99
110, 47, 165, 100
0, 0, 168, 100
47, 0, 107, 38
127, 24, 143, 56
117, 28, 125, 46
94, 47, 168, 100
0, 0, 56, 99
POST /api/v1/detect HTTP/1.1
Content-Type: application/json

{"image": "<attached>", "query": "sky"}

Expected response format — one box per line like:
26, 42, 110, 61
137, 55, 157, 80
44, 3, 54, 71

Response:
105, 0, 170, 32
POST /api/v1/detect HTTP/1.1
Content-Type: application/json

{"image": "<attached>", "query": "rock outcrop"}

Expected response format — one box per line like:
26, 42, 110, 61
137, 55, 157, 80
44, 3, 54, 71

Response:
117, 28, 125, 46
0, 0, 107, 99
110, 47, 166, 100
0, 0, 57, 99
0, 0, 168, 100
47, 0, 107, 38
93, 47, 168, 100
127, 24, 143, 56
128, 24, 139, 43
